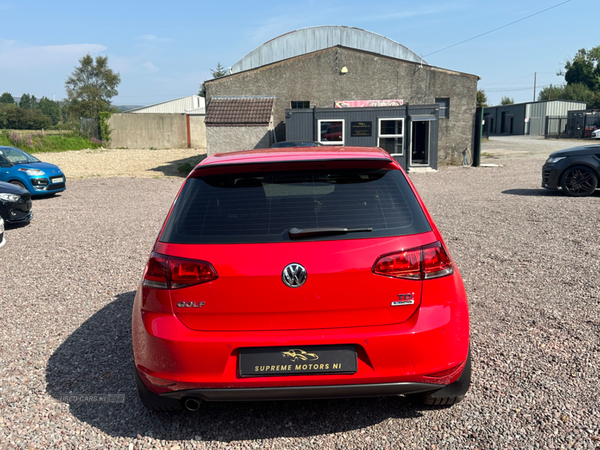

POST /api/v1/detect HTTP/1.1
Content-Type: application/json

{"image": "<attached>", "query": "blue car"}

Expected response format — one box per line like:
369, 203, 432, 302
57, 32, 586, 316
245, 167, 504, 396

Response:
0, 146, 66, 196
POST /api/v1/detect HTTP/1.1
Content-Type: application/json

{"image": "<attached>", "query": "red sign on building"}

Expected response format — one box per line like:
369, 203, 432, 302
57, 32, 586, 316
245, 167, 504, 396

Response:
335, 99, 404, 108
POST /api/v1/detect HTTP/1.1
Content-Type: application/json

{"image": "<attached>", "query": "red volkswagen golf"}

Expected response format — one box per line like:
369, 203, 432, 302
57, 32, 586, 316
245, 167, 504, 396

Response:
132, 147, 470, 411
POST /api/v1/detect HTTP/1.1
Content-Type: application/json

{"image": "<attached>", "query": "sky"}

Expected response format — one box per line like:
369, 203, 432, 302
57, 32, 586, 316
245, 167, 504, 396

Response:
0, 0, 595, 108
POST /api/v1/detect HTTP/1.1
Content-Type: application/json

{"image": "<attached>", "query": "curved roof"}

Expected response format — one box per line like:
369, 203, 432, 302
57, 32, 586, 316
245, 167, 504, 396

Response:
230, 26, 425, 74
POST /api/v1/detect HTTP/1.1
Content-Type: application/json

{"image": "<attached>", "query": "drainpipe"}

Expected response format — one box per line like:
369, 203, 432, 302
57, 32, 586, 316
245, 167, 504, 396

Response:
186, 114, 191, 148
312, 106, 316, 142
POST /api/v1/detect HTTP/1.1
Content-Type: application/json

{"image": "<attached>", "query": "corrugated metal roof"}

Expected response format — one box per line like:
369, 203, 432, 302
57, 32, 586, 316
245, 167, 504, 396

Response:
230, 26, 425, 74
126, 95, 205, 114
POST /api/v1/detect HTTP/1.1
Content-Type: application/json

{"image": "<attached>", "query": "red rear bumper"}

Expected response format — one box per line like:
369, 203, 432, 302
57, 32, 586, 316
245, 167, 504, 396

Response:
133, 273, 470, 395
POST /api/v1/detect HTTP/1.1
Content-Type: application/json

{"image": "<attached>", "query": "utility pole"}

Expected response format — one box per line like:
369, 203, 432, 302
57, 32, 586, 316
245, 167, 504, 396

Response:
533, 72, 537, 101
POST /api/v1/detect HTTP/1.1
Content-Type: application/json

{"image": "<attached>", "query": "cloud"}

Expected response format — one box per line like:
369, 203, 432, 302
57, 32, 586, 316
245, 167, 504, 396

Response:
142, 61, 159, 73
359, 2, 468, 22
110, 56, 161, 75
0, 41, 108, 98
137, 34, 174, 43
0, 41, 107, 71
245, 2, 468, 48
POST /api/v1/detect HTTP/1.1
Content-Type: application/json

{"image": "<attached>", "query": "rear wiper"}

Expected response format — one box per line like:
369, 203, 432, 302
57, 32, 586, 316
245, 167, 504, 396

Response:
289, 226, 372, 239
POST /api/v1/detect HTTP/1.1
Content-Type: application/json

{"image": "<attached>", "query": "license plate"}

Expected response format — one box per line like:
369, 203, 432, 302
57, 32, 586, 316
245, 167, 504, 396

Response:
239, 345, 357, 377
52, 177, 64, 183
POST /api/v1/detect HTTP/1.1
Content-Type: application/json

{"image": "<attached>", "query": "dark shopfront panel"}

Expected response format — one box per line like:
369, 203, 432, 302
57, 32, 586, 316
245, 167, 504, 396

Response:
284, 105, 439, 170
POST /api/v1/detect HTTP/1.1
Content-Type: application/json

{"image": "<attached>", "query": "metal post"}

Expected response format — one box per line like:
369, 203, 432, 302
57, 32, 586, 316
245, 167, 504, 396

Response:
472, 106, 483, 167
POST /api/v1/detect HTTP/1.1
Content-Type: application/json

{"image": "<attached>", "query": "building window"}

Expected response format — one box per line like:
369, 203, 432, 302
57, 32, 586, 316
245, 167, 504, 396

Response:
318, 119, 344, 145
291, 101, 310, 109
436, 98, 449, 119
377, 118, 404, 155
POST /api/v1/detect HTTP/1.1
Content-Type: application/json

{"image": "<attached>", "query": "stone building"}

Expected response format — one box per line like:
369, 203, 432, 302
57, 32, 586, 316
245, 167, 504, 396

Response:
205, 26, 479, 169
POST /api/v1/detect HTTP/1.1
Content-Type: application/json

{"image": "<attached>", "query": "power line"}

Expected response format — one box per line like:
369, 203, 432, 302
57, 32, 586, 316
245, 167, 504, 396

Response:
423, 0, 572, 57
484, 84, 556, 93
484, 73, 561, 86
484, 75, 534, 86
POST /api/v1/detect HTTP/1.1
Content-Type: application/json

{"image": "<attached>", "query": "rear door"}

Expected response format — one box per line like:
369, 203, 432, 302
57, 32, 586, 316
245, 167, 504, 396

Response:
159, 162, 434, 332
163, 234, 436, 332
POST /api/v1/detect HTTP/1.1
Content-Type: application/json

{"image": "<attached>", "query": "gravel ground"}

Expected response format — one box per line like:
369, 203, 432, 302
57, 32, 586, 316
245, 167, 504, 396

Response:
36, 147, 206, 179
0, 137, 599, 449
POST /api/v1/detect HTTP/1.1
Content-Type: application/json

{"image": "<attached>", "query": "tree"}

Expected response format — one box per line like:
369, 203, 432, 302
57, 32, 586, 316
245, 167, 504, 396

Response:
65, 54, 121, 119
19, 93, 37, 109
0, 103, 19, 128
477, 89, 488, 107
538, 82, 600, 109
0, 92, 15, 104
538, 84, 565, 101
21, 108, 51, 129
210, 62, 228, 78
37, 96, 62, 125
199, 62, 228, 97
564, 46, 600, 92
0, 103, 50, 129
500, 96, 514, 105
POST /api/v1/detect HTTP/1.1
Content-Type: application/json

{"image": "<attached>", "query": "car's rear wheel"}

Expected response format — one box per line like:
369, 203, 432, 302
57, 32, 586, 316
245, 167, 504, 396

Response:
560, 165, 598, 197
134, 369, 183, 412
9, 181, 26, 190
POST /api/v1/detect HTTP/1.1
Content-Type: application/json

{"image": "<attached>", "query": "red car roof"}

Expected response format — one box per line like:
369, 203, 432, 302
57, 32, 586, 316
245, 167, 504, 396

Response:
199, 146, 393, 167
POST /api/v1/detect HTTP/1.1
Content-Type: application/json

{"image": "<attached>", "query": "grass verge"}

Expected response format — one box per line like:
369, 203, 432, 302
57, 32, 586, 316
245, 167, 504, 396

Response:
0, 129, 102, 153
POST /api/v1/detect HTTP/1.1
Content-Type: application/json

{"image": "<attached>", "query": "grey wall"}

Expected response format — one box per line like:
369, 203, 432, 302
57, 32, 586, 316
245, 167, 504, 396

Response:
206, 126, 272, 156
108, 113, 206, 149
206, 46, 478, 165
188, 116, 207, 148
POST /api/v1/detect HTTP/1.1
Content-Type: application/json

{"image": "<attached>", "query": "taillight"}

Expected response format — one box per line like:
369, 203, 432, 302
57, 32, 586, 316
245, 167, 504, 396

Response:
422, 242, 453, 279
372, 249, 421, 280
143, 252, 218, 289
373, 241, 453, 280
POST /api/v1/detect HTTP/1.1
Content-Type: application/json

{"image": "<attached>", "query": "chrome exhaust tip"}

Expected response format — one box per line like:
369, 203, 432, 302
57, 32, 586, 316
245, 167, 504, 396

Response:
184, 398, 201, 411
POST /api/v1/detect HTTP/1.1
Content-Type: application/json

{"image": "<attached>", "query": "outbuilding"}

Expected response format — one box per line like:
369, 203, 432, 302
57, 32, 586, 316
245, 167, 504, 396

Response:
205, 26, 479, 171
483, 99, 587, 137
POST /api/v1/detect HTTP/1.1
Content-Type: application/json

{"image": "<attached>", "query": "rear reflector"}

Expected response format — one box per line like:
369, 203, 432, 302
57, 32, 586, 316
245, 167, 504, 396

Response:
143, 252, 218, 289
373, 241, 453, 280
424, 361, 464, 379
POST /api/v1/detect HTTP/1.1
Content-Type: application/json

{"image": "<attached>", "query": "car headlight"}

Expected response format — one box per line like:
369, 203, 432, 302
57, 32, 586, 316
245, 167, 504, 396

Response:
0, 193, 20, 202
18, 168, 45, 176
547, 156, 566, 164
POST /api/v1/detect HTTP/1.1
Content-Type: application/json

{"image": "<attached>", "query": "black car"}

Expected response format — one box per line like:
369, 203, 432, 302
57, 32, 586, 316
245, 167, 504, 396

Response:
542, 145, 600, 197
0, 181, 33, 224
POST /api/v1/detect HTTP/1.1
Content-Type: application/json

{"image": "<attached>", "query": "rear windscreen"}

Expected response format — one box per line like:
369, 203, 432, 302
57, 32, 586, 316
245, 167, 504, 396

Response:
160, 168, 431, 244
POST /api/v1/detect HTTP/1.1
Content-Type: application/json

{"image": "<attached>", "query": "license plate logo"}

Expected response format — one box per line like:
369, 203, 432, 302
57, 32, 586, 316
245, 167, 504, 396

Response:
52, 177, 64, 183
